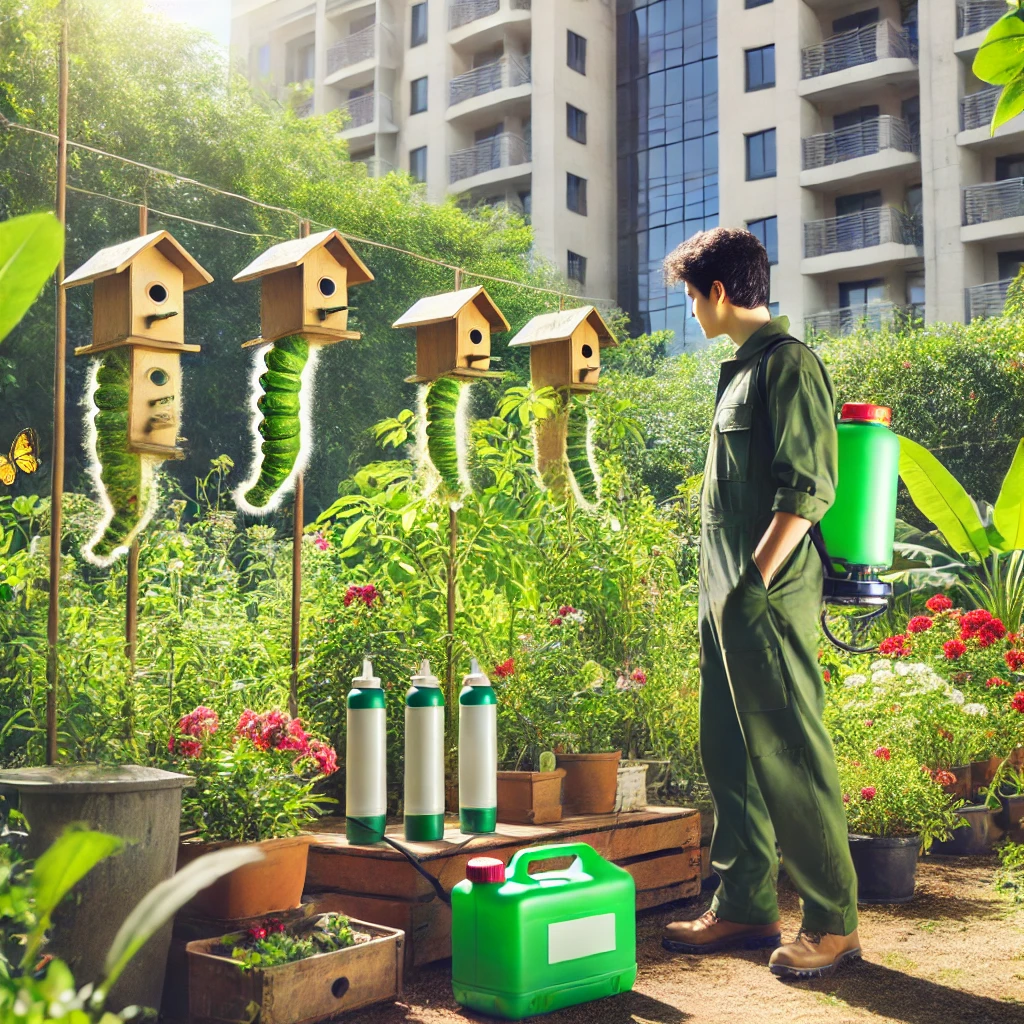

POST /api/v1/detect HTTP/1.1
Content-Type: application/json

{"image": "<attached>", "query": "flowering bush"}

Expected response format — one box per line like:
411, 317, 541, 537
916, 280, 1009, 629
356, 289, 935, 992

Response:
224, 913, 366, 970
168, 706, 338, 843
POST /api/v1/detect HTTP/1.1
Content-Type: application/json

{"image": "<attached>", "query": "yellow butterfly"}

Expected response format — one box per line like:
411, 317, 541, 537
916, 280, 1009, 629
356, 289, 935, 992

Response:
0, 429, 40, 486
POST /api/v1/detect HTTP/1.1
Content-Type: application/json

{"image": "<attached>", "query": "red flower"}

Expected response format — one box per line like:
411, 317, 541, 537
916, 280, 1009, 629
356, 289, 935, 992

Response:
879, 634, 911, 657
550, 617, 564, 626
906, 616, 933, 634
247, 925, 268, 942
1005, 649, 1024, 673
276, 718, 310, 754
344, 584, 380, 609
987, 676, 1010, 688
943, 639, 967, 660
823, 669, 831, 682
873, 747, 891, 761
960, 609, 997, 642
630, 668, 648, 685
558, 605, 576, 617
861, 787, 877, 801
843, 793, 850, 804
977, 619, 1008, 648
933, 769, 957, 787
864, 719, 874, 727
902, 361, 912, 369
493, 658, 515, 679
926, 594, 954, 613
1011, 691, 1024, 714
168, 736, 204, 758
177, 705, 220, 738
938, 728, 954, 742
307, 739, 338, 776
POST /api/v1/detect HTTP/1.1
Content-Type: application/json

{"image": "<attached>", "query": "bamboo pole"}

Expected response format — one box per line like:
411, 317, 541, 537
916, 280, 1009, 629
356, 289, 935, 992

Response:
45, 11, 69, 766
289, 218, 311, 719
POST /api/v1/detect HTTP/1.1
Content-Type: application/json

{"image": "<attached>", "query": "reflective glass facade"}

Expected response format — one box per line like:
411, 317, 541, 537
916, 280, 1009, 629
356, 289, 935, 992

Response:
616, 0, 718, 352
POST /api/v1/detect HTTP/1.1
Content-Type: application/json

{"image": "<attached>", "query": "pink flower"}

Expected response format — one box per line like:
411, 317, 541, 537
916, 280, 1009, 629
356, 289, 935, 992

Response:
630, 668, 648, 686
493, 658, 515, 679
168, 736, 204, 758
312, 531, 330, 552
933, 770, 957, 787
843, 793, 850, 804
926, 594, 954, 613
550, 617, 564, 626
177, 705, 220, 738
943, 639, 967, 660
907, 616, 933, 634
861, 786, 877, 801
902, 361, 912, 369
864, 719, 874, 727
873, 747, 891, 761
344, 584, 380, 609
307, 739, 338, 776
558, 605, 575, 617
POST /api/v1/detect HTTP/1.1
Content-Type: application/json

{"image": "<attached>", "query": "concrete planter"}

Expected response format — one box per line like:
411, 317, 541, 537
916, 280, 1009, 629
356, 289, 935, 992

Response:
614, 762, 649, 812
0, 765, 191, 1013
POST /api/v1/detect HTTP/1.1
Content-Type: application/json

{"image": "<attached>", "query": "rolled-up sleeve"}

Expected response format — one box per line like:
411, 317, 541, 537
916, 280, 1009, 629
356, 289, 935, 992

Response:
765, 345, 837, 525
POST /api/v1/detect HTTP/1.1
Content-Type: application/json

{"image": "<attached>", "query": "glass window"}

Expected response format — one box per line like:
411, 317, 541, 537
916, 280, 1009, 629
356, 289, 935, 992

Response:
996, 154, 1024, 181
769, 301, 780, 316
906, 273, 925, 307
409, 146, 427, 183
745, 45, 775, 91
832, 8, 879, 32
257, 43, 271, 78
747, 216, 778, 264
410, 77, 428, 115
833, 105, 879, 130
567, 173, 588, 215
568, 250, 587, 285
835, 190, 882, 216
411, 3, 427, 47
518, 191, 532, 219
839, 279, 884, 307
567, 104, 588, 144
745, 0, 772, 8
745, 128, 776, 180
568, 30, 587, 74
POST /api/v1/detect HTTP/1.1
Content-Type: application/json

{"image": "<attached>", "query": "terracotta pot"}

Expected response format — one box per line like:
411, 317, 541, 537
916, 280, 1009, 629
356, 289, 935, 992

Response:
556, 751, 622, 815
496, 769, 566, 824
970, 755, 1003, 799
614, 762, 649, 813
940, 764, 972, 802
1009, 747, 1024, 770
178, 835, 312, 921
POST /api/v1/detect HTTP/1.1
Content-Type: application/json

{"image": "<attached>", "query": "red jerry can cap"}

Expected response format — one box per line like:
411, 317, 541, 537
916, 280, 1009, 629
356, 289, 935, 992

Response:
466, 857, 506, 883
840, 403, 892, 426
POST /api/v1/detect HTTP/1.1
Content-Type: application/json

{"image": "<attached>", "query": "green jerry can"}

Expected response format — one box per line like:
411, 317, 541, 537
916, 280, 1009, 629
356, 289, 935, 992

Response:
451, 843, 637, 1020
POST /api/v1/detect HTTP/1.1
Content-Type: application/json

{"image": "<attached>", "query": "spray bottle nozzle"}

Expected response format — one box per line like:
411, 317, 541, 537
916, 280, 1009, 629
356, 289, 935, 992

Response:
463, 656, 491, 687
412, 659, 440, 688
353, 658, 381, 687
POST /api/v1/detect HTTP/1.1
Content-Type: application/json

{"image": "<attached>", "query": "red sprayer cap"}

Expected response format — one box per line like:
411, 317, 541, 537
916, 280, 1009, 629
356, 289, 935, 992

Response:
840, 403, 892, 426
466, 857, 506, 884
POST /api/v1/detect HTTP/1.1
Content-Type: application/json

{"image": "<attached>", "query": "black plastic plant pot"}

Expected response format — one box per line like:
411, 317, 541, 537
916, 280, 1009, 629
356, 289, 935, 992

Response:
848, 834, 920, 904
930, 805, 995, 857
996, 794, 1024, 834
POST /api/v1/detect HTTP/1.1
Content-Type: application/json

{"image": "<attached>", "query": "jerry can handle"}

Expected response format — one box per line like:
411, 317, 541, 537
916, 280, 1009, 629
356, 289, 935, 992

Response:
508, 843, 601, 884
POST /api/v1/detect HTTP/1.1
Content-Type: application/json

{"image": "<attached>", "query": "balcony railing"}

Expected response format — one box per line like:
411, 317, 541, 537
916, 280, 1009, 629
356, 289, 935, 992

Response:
966, 279, 1013, 319
801, 21, 916, 80
353, 155, 396, 178
802, 115, 918, 170
804, 302, 922, 336
327, 23, 377, 74
448, 54, 531, 106
956, 0, 1005, 37
338, 91, 393, 130
962, 178, 1024, 225
449, 0, 531, 29
960, 86, 1001, 131
294, 96, 314, 119
804, 206, 921, 258
449, 132, 530, 183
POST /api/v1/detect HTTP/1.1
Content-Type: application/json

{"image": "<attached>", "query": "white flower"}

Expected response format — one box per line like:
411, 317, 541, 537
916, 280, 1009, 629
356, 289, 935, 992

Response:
843, 673, 868, 688
873, 686, 887, 696
872, 670, 896, 685
949, 689, 965, 705
895, 662, 911, 676
908, 663, 932, 677
962, 703, 988, 717
870, 660, 891, 672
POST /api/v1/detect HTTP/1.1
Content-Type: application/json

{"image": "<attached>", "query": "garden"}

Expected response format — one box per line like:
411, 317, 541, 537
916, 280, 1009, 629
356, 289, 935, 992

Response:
3, 1, 1024, 1023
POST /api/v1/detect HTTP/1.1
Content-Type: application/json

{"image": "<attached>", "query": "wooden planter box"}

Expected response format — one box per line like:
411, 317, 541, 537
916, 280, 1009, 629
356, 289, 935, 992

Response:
496, 769, 566, 824
186, 918, 403, 1024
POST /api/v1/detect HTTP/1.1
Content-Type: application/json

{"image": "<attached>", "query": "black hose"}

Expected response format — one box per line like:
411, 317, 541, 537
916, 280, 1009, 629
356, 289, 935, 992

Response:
819, 608, 887, 655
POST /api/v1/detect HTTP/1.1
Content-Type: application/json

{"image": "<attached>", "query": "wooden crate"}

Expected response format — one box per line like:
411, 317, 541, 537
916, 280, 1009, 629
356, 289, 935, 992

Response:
187, 918, 403, 1024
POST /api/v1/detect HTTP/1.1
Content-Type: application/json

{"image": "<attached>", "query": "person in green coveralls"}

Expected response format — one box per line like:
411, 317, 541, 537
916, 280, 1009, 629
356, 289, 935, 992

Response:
660, 228, 860, 980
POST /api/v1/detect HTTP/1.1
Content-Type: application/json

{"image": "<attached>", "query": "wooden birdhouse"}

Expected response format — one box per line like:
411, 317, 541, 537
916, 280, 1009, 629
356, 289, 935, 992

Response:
392, 286, 510, 383
64, 231, 213, 459
233, 228, 374, 349
507, 305, 616, 393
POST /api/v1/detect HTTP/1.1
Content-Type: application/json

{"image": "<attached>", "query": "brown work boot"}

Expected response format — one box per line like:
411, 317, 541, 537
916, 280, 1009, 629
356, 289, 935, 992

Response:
662, 910, 782, 954
769, 927, 861, 980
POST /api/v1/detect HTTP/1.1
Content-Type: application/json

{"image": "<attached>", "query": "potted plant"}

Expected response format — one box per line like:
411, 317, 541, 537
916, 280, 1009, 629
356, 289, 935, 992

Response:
167, 706, 338, 920
186, 912, 403, 1024
497, 750, 567, 825
612, 666, 652, 812
839, 749, 963, 902
981, 758, 1024, 841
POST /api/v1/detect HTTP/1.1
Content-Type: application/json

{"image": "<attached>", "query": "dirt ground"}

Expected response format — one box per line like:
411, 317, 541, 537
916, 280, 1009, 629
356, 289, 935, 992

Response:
346, 856, 1024, 1024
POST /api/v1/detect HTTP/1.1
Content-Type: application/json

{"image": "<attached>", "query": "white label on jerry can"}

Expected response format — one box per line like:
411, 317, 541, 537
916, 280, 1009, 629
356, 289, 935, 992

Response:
547, 913, 617, 965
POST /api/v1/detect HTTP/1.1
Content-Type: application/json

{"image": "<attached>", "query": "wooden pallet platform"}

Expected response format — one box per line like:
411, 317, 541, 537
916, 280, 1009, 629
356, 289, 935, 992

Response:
305, 806, 701, 968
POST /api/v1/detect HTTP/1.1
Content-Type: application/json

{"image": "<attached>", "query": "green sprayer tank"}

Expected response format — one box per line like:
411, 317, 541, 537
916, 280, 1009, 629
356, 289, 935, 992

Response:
818, 402, 900, 606
451, 843, 636, 1020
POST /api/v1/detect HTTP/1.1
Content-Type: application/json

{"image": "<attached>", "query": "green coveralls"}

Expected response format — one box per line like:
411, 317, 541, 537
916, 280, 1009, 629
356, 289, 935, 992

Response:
699, 317, 858, 937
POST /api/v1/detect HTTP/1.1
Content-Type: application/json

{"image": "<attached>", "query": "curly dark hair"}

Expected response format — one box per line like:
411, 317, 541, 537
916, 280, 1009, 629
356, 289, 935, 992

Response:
663, 227, 770, 309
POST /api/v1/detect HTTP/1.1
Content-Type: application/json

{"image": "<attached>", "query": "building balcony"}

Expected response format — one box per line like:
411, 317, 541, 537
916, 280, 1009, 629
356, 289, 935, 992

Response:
958, 85, 1024, 147
336, 91, 397, 142
352, 155, 396, 178
325, 0, 377, 17
804, 302, 922, 337
801, 115, 919, 189
955, 0, 1005, 60
961, 178, 1024, 242
325, 23, 396, 85
294, 96, 314, 119
449, 0, 532, 48
965, 278, 1013, 319
802, 206, 922, 274
447, 55, 532, 124
448, 132, 531, 191
799, 22, 918, 103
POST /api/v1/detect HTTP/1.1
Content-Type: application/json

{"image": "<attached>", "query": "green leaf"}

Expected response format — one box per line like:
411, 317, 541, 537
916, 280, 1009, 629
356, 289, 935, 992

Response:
24, 828, 123, 968
100, 845, 264, 999
0, 212, 64, 344
994, 439, 1024, 550
973, 12, 1024, 85
993, 76, 1024, 130
340, 514, 370, 551
897, 435, 990, 559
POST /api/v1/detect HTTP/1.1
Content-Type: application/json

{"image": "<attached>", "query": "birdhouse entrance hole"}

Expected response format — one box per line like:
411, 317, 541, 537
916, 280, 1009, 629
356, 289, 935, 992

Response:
148, 367, 170, 387
470, 328, 483, 344
148, 283, 168, 303
581, 344, 593, 358
318, 277, 337, 297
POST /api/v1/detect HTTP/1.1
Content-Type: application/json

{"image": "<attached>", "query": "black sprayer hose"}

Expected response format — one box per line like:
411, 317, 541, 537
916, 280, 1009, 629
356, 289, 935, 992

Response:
819, 608, 888, 656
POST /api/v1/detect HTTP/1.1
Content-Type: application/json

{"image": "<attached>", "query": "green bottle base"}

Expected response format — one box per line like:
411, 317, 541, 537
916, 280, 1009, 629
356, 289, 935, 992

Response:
346, 815, 387, 846
404, 813, 445, 841
460, 806, 497, 834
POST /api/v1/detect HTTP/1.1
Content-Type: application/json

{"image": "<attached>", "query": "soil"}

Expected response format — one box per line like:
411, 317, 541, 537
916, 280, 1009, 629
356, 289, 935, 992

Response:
347, 856, 1024, 1024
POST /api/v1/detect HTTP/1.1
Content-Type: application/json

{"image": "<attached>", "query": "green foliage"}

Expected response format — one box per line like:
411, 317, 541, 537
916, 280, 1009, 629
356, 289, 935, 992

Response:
566, 398, 598, 505
225, 913, 361, 971
0, 212, 63, 345
424, 377, 464, 497
995, 838, 1024, 903
973, 5, 1024, 131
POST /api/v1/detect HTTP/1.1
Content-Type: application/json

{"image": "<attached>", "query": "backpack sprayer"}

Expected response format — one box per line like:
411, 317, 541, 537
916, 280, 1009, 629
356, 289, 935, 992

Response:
759, 341, 900, 655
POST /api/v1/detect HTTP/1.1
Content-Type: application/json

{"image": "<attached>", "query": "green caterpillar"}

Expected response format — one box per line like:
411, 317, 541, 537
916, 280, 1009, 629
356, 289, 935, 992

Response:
566, 397, 599, 505
242, 335, 309, 510
85, 348, 152, 564
425, 376, 463, 496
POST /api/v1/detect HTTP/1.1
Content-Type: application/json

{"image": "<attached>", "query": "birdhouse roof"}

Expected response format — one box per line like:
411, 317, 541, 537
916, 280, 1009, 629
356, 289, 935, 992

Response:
507, 306, 617, 349
63, 231, 213, 291
232, 228, 374, 286
391, 286, 510, 332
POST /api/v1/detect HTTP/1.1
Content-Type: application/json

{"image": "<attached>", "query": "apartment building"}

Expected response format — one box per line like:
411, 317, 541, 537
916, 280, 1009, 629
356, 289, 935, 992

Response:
230, 0, 619, 302
717, 0, 1024, 337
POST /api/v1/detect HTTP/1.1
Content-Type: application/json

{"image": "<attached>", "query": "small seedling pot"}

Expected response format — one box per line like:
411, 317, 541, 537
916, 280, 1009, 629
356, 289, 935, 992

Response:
496, 769, 566, 824
556, 752, 622, 815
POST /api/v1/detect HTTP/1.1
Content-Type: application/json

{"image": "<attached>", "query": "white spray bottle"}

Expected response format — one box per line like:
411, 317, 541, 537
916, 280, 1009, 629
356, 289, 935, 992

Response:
404, 659, 445, 841
459, 658, 497, 833
346, 658, 387, 845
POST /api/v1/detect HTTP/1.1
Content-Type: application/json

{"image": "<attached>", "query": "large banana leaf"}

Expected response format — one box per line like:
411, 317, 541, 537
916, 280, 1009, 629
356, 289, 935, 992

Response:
973, 9, 1024, 86
898, 435, 990, 560
0, 212, 64, 345
994, 439, 1024, 551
